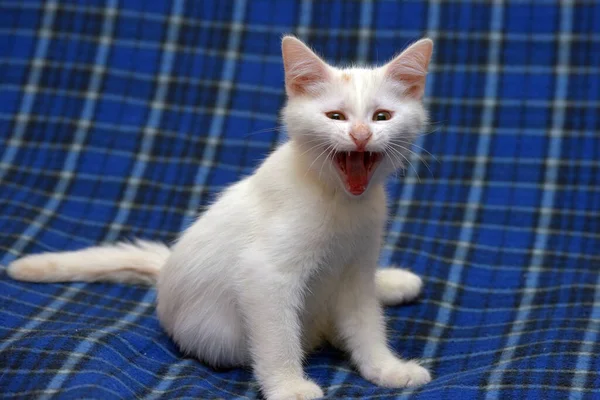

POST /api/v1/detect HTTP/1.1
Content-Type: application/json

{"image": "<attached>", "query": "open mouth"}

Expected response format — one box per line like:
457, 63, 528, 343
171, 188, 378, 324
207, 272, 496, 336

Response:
333, 151, 384, 196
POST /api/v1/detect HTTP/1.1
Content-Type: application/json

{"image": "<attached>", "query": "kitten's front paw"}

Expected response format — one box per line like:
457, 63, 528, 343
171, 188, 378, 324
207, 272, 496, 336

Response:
375, 268, 423, 306
265, 378, 324, 400
360, 358, 431, 388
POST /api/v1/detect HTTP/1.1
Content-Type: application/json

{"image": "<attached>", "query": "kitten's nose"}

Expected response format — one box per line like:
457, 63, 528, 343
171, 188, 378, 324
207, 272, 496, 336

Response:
349, 124, 372, 151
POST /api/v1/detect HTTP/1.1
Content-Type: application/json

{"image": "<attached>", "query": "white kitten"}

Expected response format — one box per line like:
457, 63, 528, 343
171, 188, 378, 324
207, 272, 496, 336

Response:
8, 36, 434, 400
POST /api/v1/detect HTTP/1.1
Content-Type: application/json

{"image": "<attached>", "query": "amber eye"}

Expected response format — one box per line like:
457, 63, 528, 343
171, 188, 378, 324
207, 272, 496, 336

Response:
326, 112, 346, 121
373, 110, 392, 121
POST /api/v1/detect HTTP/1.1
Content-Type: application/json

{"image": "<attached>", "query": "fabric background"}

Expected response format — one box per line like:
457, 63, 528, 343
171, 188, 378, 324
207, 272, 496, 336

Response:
1, 0, 599, 399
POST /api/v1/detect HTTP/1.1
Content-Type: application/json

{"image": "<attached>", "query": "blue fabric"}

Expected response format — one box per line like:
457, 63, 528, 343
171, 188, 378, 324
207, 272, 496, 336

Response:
1, 0, 599, 398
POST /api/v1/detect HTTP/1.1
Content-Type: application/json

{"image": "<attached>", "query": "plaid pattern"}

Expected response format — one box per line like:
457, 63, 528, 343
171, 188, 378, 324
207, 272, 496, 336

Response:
1, 0, 599, 398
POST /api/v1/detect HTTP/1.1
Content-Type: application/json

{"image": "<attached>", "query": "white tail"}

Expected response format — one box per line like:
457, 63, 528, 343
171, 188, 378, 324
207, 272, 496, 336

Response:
6, 240, 170, 285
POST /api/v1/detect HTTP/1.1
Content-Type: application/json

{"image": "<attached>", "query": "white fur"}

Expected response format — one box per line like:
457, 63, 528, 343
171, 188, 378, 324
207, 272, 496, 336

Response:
7, 36, 434, 399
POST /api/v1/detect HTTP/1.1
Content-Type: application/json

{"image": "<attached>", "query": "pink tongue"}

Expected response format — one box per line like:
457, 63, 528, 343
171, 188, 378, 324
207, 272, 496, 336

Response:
345, 152, 367, 194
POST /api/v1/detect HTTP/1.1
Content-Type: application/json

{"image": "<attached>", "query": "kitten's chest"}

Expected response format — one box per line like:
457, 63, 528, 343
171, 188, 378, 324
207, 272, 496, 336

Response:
267, 190, 387, 269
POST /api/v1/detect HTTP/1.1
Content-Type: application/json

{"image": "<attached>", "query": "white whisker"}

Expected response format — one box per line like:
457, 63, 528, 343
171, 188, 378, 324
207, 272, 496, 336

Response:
387, 145, 421, 183
298, 140, 329, 158
389, 142, 434, 177
244, 126, 286, 137
305, 145, 332, 178
318, 145, 337, 182
393, 139, 440, 164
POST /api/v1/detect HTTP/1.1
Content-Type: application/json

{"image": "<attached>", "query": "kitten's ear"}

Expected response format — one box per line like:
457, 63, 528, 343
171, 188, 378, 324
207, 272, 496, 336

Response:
384, 38, 433, 100
281, 36, 331, 96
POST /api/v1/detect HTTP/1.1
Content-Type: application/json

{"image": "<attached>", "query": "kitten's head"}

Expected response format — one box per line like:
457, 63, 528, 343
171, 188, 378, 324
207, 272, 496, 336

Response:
281, 36, 433, 197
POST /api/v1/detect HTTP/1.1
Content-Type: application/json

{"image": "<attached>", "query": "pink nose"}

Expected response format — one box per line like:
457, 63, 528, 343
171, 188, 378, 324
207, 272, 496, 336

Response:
349, 124, 372, 151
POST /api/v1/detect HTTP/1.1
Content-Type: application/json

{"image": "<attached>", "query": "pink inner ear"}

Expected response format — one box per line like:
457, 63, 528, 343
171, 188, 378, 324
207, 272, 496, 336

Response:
288, 71, 325, 95
385, 39, 433, 99
282, 37, 330, 96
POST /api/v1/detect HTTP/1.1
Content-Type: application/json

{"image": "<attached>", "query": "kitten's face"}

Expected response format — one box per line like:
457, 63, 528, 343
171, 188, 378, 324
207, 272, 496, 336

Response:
281, 37, 433, 197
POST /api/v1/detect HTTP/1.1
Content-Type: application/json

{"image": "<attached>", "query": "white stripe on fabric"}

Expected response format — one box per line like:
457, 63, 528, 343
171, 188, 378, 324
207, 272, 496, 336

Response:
2, 2, 595, 43
485, 1, 573, 398
2, 26, 599, 61
356, 0, 373, 64
0, 1, 57, 196
419, 0, 504, 368
5, 55, 600, 80
569, 291, 600, 398
296, 0, 312, 41
0, 84, 279, 122
102, 0, 185, 243
0, 0, 116, 352
568, 1, 600, 395
0, 285, 87, 354
35, 1, 183, 395
181, 0, 248, 229
486, 0, 573, 400
38, 291, 155, 399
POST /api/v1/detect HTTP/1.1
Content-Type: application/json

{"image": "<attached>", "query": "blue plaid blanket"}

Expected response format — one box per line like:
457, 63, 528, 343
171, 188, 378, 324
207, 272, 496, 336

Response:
1, 1, 599, 399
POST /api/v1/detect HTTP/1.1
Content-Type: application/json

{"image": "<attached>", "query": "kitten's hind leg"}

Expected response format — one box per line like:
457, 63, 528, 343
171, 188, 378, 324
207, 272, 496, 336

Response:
375, 268, 423, 306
